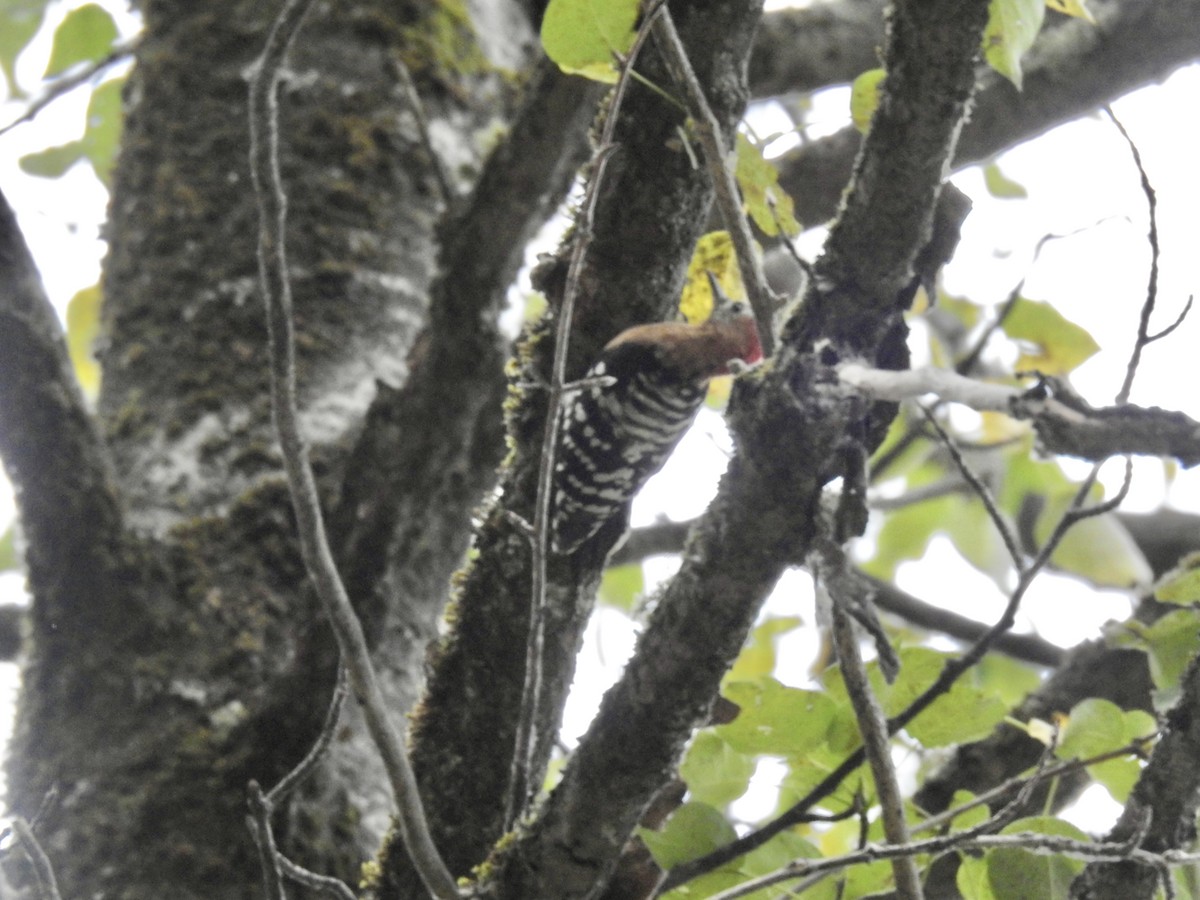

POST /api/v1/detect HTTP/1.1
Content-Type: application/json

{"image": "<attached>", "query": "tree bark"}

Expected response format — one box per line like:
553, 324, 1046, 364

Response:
5, 1, 539, 895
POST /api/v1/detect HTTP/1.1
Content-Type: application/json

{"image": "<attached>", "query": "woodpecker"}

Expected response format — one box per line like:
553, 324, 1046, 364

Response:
552, 274, 764, 554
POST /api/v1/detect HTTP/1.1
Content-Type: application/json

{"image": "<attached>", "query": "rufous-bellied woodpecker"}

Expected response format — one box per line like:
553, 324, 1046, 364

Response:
552, 274, 763, 554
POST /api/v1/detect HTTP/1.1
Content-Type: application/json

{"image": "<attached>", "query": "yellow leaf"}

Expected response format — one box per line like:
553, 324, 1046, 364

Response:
1001, 297, 1100, 376
1045, 0, 1095, 23
680, 232, 745, 324
66, 284, 102, 397
850, 68, 886, 133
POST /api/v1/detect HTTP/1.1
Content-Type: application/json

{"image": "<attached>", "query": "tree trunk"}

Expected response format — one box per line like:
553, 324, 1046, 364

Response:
6, 1, 535, 895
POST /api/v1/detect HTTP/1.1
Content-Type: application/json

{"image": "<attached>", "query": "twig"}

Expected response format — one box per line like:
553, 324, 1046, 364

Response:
279, 855, 358, 900
247, 1, 459, 896
911, 735, 1156, 837
1147, 294, 1192, 343
245, 670, 354, 900
921, 407, 1025, 574
814, 541, 923, 900
651, 7, 777, 356
507, 3, 662, 830
705, 829, 1185, 900
247, 782, 288, 900
267, 664, 348, 805
0, 37, 139, 138
10, 818, 62, 900
388, 55, 453, 205
1105, 108, 1159, 406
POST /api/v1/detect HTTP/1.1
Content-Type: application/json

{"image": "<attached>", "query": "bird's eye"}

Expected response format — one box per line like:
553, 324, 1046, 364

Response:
729, 302, 746, 315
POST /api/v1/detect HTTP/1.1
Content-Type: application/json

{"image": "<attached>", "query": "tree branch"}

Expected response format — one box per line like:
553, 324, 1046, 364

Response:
773, 0, 1200, 228
10, 818, 62, 900
0, 188, 128, 627
654, 6, 777, 354
497, 1, 991, 897
748, 0, 886, 99
817, 542, 924, 899
839, 363, 1200, 467
330, 56, 597, 636
386, 1, 766, 892
1072, 655, 1200, 898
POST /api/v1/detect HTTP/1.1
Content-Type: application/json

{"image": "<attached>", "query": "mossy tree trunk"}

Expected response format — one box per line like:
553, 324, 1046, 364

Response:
5, 1, 536, 895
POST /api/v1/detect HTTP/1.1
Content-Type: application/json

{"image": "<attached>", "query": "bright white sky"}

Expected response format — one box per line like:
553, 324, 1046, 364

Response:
2, 1, 1198, 837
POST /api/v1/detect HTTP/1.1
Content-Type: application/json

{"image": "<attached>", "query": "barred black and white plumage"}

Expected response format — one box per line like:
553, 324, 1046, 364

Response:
551, 277, 763, 554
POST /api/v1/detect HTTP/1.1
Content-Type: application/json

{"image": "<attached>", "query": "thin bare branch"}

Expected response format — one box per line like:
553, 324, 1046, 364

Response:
0, 37, 139, 138
652, 6, 777, 355
10, 818, 62, 900
1106, 108, 1159, 406
279, 855, 358, 900
247, 782, 288, 900
814, 541, 923, 900
1146, 294, 1193, 343
706, 828, 1187, 900
246, 1, 458, 896
921, 407, 1025, 574
508, 5, 663, 828
912, 734, 1157, 838
267, 665, 347, 805
389, 55, 453, 205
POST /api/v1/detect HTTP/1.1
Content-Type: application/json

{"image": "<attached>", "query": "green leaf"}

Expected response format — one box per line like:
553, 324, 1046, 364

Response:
777, 743, 865, 812
734, 133, 800, 237
850, 67, 886, 133
986, 817, 1088, 899
45, 3, 117, 77
983, 162, 1028, 198
540, 0, 637, 83
973, 655, 1042, 707
1034, 496, 1152, 589
19, 76, 124, 184
1000, 296, 1100, 376
947, 790, 991, 832
983, 0, 1045, 88
19, 139, 87, 178
958, 852, 997, 900
822, 647, 1007, 749
79, 76, 123, 184
1055, 698, 1126, 759
717, 678, 835, 756
0, 0, 46, 95
1088, 756, 1141, 804
658, 831, 829, 900
725, 615, 803, 683
66, 283, 102, 396
1126, 610, 1200, 708
1154, 551, 1200, 606
862, 483, 954, 580
0, 523, 16, 573
598, 563, 643, 611
639, 801, 737, 869
679, 732, 755, 808
946, 496, 1016, 585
